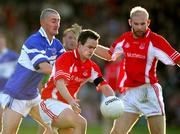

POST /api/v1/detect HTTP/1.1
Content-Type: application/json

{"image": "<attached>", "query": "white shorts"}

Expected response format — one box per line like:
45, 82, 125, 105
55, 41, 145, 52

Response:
39, 99, 71, 126
121, 83, 165, 117
0, 93, 41, 117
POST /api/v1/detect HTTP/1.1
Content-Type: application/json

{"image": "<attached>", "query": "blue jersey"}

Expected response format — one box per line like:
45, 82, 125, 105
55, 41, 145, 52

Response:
3, 27, 65, 100
0, 49, 19, 91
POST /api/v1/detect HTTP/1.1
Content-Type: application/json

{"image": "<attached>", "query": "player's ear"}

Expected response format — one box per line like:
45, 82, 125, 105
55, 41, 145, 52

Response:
128, 19, 132, 27
40, 20, 45, 28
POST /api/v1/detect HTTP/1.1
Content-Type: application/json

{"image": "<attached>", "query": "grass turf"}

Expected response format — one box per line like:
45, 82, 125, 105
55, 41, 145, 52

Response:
18, 118, 180, 134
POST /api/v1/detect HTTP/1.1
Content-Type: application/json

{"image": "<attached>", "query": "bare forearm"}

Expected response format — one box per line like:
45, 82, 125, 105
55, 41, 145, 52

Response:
56, 79, 74, 104
56, 79, 81, 114
94, 45, 112, 61
100, 84, 115, 97
38, 62, 52, 74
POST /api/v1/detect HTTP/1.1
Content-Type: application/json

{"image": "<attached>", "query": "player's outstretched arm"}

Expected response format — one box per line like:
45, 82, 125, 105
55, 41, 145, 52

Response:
99, 84, 115, 97
56, 79, 81, 114
38, 62, 52, 74
94, 45, 112, 61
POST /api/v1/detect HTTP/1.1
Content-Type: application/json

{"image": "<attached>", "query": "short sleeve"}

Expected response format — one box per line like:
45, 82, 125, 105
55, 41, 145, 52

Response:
54, 52, 72, 82
23, 40, 49, 69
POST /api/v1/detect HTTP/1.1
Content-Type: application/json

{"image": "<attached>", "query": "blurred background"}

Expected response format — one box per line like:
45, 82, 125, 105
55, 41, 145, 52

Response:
0, 0, 179, 133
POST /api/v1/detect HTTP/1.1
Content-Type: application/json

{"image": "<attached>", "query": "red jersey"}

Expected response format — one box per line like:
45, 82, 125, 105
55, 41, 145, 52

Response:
41, 49, 106, 103
109, 29, 180, 89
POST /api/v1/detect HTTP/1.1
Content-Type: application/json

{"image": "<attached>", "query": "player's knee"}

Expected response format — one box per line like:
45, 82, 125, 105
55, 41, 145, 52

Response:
150, 125, 165, 134
43, 126, 54, 134
111, 128, 125, 134
76, 116, 87, 128
111, 129, 118, 134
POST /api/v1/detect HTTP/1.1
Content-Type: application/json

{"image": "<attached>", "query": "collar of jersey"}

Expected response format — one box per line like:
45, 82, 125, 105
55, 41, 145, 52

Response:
73, 49, 90, 65
73, 49, 80, 60
39, 27, 55, 46
145, 28, 151, 38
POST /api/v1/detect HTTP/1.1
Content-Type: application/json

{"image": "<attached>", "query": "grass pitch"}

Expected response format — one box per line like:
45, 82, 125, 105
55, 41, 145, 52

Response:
18, 117, 180, 134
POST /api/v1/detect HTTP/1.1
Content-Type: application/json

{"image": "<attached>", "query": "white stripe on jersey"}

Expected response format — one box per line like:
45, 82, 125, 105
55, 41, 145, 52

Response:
55, 70, 70, 80
119, 71, 127, 87
154, 47, 175, 65
145, 42, 154, 83
50, 65, 56, 78
31, 54, 48, 65
69, 63, 75, 73
171, 51, 180, 61
18, 49, 36, 71
74, 50, 77, 58
22, 45, 46, 54
60, 49, 65, 53
40, 101, 58, 119
52, 88, 58, 99
112, 40, 124, 61
90, 68, 98, 81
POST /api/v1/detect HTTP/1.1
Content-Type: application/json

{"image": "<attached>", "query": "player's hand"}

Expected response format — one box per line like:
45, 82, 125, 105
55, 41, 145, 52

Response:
70, 99, 81, 114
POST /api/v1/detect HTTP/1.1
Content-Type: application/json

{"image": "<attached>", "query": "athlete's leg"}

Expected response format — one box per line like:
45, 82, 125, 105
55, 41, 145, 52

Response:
52, 108, 87, 134
36, 125, 44, 134
145, 83, 166, 134
57, 128, 74, 134
1, 107, 23, 134
0, 107, 3, 132
147, 115, 166, 134
102, 118, 113, 134
29, 105, 54, 134
110, 112, 140, 134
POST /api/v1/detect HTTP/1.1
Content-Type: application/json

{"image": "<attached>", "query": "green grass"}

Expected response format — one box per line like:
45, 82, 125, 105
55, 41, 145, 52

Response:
18, 119, 102, 134
131, 125, 180, 134
132, 126, 180, 134
18, 118, 180, 134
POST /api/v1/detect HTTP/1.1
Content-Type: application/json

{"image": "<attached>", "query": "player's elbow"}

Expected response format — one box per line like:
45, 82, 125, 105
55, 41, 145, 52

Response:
38, 62, 52, 74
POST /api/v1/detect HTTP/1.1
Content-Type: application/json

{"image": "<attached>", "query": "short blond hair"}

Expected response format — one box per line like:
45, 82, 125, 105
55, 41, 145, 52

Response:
63, 23, 82, 39
130, 6, 149, 19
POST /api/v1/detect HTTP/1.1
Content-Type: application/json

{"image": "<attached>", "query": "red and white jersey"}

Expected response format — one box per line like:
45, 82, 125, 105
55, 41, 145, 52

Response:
109, 29, 180, 89
41, 49, 105, 103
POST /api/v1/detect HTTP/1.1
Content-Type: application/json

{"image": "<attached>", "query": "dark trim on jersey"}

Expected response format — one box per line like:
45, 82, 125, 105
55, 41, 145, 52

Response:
35, 61, 50, 70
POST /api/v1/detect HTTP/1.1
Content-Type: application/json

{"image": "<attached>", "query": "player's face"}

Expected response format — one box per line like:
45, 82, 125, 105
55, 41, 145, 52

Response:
63, 31, 77, 51
42, 13, 60, 37
129, 12, 150, 38
79, 38, 98, 61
